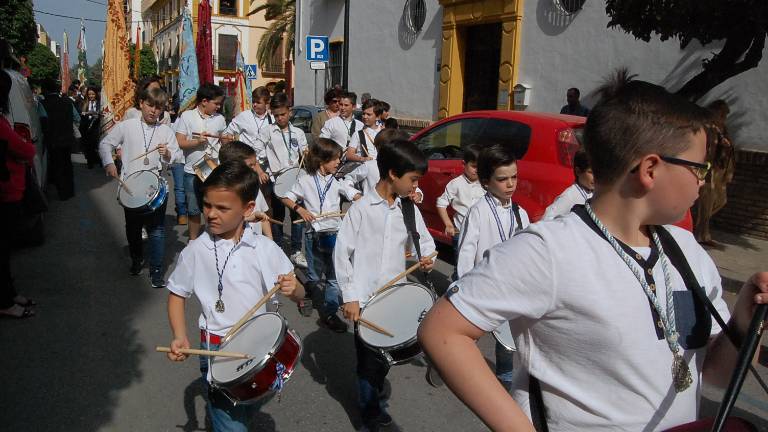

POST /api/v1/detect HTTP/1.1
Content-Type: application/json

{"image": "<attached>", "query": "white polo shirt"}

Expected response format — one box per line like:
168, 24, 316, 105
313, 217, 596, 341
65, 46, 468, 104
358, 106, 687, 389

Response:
456, 193, 530, 278
348, 126, 381, 158
256, 123, 308, 175
223, 110, 273, 150
543, 183, 593, 220
448, 213, 728, 431
436, 174, 486, 231
175, 109, 227, 175
284, 171, 360, 232
167, 225, 293, 335
99, 117, 181, 180
334, 188, 436, 303
320, 115, 364, 150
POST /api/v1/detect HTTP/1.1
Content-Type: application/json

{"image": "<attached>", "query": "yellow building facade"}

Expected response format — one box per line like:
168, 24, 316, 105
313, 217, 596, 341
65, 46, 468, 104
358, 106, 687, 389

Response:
437, 0, 523, 119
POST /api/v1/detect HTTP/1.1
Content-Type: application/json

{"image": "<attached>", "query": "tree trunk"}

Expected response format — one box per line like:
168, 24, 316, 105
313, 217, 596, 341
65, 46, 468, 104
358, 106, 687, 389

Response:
675, 29, 766, 102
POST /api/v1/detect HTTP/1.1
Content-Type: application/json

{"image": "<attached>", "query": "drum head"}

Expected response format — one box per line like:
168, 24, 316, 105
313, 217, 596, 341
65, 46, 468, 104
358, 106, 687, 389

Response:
212, 313, 285, 383
359, 283, 435, 349
492, 321, 516, 351
118, 171, 161, 209
273, 167, 301, 197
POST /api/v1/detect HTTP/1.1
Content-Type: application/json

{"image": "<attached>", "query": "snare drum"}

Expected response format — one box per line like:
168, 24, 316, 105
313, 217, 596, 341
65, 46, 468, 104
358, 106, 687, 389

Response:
334, 161, 362, 180
358, 282, 436, 365
117, 170, 168, 213
211, 313, 302, 404
193, 155, 219, 182
273, 166, 301, 198
492, 321, 516, 352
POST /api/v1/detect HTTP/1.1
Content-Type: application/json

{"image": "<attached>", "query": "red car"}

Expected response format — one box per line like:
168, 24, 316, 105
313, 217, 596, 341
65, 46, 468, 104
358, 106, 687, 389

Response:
411, 111, 692, 245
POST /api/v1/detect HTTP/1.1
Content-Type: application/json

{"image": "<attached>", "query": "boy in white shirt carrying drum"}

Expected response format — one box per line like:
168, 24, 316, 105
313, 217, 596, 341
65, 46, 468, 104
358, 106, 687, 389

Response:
345, 98, 384, 162
100, 87, 180, 287
418, 70, 768, 431
320, 91, 363, 152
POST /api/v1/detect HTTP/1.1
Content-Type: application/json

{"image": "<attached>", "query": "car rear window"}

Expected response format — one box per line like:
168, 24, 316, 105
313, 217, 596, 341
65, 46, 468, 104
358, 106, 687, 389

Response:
478, 119, 531, 160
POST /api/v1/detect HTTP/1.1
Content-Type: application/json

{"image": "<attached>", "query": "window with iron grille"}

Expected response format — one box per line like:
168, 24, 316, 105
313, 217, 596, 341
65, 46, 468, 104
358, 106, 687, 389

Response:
329, 42, 343, 88
217, 34, 238, 71
220, 0, 237, 16
263, 44, 285, 74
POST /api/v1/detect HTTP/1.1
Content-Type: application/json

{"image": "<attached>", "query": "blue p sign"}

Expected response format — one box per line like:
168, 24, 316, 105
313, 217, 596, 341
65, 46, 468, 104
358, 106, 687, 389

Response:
306, 35, 329, 62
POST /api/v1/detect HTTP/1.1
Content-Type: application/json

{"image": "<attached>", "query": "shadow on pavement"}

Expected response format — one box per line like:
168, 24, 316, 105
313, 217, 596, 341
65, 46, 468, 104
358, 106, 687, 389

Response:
300, 327, 362, 429
0, 160, 166, 430
700, 397, 768, 432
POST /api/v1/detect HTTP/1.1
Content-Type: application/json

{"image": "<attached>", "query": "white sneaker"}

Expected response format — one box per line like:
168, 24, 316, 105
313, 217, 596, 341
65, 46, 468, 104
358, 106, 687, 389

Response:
141, 228, 148, 240
290, 251, 308, 268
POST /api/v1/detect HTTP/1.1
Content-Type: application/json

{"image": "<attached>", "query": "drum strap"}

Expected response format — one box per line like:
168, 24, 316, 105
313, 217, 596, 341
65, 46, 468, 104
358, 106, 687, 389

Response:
358, 130, 369, 156
401, 198, 434, 290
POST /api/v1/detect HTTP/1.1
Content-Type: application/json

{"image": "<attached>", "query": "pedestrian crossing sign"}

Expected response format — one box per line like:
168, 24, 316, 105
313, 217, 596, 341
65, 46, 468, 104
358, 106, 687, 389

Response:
245, 64, 258, 80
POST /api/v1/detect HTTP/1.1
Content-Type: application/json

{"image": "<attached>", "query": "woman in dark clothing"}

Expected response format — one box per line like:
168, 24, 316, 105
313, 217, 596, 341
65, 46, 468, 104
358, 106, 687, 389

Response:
0, 70, 37, 318
79, 86, 101, 168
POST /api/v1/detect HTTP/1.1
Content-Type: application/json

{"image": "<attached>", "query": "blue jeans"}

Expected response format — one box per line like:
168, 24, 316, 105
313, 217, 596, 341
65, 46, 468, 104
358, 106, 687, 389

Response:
124, 200, 166, 270
170, 163, 187, 216
304, 231, 341, 316
184, 172, 204, 217
354, 334, 390, 423
269, 187, 303, 252
451, 233, 460, 282
495, 341, 514, 383
199, 339, 262, 432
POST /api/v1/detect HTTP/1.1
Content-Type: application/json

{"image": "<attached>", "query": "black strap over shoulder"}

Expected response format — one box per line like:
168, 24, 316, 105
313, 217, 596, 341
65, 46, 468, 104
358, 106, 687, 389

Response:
267, 114, 273, 125
400, 197, 433, 289
358, 130, 369, 155
512, 202, 523, 233
348, 119, 357, 137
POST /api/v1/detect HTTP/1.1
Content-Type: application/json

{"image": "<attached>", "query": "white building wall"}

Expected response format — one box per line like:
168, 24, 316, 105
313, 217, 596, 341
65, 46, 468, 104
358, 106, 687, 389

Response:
294, 0, 443, 120
517, 0, 768, 151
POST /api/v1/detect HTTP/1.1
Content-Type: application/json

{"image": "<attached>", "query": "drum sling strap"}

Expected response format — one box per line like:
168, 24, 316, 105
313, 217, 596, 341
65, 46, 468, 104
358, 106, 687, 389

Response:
528, 205, 749, 432
358, 130, 369, 156
400, 197, 434, 291
511, 202, 523, 234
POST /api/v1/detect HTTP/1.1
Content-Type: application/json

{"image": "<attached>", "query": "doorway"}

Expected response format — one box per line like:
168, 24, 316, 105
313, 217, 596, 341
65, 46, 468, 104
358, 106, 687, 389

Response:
462, 23, 502, 112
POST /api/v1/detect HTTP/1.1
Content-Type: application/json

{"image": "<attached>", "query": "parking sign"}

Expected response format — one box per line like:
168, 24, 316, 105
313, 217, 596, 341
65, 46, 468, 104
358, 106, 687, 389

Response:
306, 35, 329, 62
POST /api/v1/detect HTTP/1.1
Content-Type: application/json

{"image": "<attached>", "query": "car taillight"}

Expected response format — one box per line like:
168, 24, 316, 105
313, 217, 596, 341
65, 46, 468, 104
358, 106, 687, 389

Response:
556, 127, 579, 167
14, 123, 32, 142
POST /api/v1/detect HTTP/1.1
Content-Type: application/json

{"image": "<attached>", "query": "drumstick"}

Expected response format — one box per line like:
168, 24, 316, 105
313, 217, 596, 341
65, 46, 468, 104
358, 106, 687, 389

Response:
712, 304, 768, 432
155, 346, 250, 359
115, 177, 134, 196
358, 318, 394, 338
373, 251, 439, 296
224, 273, 295, 341
130, 146, 160, 162
192, 132, 223, 140
293, 211, 346, 224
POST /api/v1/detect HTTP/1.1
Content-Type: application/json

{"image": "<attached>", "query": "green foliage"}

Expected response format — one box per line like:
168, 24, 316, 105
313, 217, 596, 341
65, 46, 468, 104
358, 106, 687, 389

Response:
129, 44, 158, 79
89, 57, 103, 87
605, 0, 768, 100
249, 0, 295, 70
27, 43, 60, 85
0, 0, 37, 56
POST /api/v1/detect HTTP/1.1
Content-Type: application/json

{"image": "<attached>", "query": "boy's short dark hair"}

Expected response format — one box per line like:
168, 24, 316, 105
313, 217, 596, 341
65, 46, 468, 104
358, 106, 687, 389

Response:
585, 69, 710, 184
140, 87, 168, 108
219, 140, 256, 165
377, 139, 428, 179
340, 91, 357, 105
362, 98, 383, 116
201, 160, 259, 204
251, 86, 271, 104
324, 88, 340, 104
573, 149, 590, 176
305, 138, 342, 174
196, 83, 224, 104
567, 87, 580, 97
384, 117, 399, 129
477, 144, 517, 184
463, 145, 480, 164
379, 100, 390, 112
373, 128, 409, 151
269, 92, 290, 110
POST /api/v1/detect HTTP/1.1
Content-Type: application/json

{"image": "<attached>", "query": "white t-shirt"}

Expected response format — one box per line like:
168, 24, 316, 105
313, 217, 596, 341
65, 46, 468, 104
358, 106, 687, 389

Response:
174, 109, 227, 175
456, 193, 530, 278
284, 171, 360, 232
167, 225, 293, 335
320, 115, 364, 150
334, 188, 436, 303
256, 123, 308, 175
543, 183, 593, 220
436, 174, 486, 230
223, 110, 273, 150
448, 213, 729, 431
348, 126, 381, 158
98, 117, 181, 180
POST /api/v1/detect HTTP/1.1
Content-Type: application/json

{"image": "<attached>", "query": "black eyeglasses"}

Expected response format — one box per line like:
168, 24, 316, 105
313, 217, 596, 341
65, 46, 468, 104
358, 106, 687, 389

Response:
660, 156, 711, 181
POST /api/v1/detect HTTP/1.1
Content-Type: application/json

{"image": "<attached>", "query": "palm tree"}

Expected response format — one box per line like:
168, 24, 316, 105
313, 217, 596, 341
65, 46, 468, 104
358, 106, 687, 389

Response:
249, 0, 295, 71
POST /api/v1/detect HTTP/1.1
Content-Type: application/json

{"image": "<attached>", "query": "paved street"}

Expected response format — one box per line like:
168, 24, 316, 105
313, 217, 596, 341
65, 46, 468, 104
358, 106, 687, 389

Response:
1, 157, 766, 431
